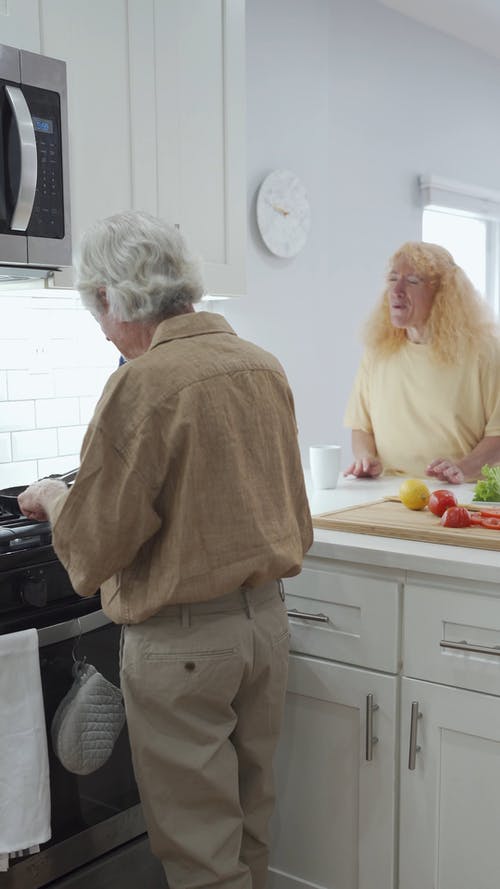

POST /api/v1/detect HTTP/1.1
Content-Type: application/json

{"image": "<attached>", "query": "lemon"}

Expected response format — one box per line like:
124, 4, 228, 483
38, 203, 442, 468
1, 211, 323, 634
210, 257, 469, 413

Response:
399, 479, 430, 510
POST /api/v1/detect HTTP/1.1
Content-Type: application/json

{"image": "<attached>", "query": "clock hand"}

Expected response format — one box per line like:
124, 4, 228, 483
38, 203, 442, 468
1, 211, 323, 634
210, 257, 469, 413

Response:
265, 198, 290, 217
272, 204, 290, 216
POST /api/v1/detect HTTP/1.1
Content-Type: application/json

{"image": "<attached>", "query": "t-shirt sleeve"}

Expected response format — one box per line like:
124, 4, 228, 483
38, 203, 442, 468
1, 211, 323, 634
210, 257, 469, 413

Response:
481, 340, 500, 437
343, 352, 373, 433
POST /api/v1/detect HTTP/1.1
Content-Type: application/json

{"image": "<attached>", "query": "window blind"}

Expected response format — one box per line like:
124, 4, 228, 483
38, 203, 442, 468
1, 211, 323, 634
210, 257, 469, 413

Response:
419, 175, 500, 220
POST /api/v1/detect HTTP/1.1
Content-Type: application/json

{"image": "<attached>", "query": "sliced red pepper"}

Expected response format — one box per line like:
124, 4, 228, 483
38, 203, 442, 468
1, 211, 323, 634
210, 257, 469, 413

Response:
479, 516, 500, 529
478, 508, 500, 518
469, 513, 484, 525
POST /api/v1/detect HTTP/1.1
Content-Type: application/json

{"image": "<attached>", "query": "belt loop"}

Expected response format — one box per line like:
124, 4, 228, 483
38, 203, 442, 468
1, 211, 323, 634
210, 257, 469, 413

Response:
278, 579, 285, 602
241, 588, 254, 619
181, 604, 191, 627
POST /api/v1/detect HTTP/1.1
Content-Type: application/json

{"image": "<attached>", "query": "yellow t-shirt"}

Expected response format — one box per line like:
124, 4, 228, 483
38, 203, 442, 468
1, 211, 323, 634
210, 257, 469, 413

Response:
344, 339, 500, 477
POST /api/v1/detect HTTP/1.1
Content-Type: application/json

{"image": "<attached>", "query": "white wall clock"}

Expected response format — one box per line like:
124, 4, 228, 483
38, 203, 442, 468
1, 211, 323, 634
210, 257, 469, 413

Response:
256, 169, 311, 258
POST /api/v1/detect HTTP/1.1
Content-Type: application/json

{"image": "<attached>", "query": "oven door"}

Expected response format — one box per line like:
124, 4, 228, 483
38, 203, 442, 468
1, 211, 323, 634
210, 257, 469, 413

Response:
3, 610, 165, 889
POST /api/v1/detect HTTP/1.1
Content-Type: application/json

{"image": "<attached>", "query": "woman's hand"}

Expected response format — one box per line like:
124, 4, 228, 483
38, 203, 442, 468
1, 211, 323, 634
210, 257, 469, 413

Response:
345, 430, 383, 478
426, 458, 464, 485
344, 456, 383, 478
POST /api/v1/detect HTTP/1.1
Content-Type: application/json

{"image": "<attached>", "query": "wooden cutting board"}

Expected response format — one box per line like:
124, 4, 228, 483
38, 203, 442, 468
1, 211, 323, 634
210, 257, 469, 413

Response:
312, 498, 500, 551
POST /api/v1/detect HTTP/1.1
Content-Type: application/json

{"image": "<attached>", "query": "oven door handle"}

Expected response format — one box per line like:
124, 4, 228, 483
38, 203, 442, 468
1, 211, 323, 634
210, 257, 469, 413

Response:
38, 608, 111, 647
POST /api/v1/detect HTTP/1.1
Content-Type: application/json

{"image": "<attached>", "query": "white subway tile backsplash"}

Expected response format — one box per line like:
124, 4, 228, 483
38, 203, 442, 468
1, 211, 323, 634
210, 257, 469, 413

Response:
48, 336, 118, 368
0, 401, 35, 432
7, 370, 54, 400
0, 340, 30, 370
37, 454, 80, 477
12, 428, 58, 461
36, 397, 79, 429
79, 396, 100, 424
0, 433, 11, 463
0, 460, 37, 488
58, 425, 86, 456
0, 293, 119, 477
54, 366, 113, 397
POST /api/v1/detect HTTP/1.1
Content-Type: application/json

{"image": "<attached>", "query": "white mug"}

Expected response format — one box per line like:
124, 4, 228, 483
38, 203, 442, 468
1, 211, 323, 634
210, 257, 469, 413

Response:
309, 445, 341, 489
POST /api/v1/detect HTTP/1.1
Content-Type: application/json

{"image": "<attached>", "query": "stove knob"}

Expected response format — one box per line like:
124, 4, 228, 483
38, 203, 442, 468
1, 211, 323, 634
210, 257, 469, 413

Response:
21, 575, 48, 607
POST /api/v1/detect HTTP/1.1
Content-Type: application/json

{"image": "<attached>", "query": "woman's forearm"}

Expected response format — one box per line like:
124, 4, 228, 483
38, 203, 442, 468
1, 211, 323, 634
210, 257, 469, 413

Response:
457, 435, 500, 481
352, 429, 378, 461
345, 430, 383, 478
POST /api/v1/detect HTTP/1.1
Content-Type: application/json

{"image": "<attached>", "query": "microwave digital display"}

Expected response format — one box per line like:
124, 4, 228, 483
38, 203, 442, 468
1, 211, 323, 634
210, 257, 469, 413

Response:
32, 115, 54, 134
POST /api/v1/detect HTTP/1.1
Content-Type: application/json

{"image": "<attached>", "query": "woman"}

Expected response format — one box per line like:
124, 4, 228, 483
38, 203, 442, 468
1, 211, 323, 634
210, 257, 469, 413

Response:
344, 241, 500, 484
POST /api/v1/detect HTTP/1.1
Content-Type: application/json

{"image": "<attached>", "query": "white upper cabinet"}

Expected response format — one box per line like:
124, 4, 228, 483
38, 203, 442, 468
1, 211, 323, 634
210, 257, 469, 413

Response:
36, 0, 245, 294
40, 0, 133, 287
152, 0, 246, 296
0, 0, 41, 52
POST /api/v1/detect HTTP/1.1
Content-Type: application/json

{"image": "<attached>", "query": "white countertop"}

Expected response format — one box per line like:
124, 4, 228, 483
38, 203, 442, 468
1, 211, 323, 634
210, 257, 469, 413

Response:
305, 472, 500, 585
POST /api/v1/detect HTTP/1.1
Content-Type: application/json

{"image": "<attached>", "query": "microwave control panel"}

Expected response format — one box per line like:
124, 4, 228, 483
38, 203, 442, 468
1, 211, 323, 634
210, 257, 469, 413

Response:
23, 84, 65, 239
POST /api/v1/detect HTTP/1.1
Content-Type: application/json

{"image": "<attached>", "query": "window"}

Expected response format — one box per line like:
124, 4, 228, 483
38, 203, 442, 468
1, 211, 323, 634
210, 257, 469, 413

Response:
419, 175, 500, 316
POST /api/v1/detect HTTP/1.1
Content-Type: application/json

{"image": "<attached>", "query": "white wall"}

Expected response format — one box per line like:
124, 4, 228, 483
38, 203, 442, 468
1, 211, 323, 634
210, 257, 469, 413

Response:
222, 0, 500, 467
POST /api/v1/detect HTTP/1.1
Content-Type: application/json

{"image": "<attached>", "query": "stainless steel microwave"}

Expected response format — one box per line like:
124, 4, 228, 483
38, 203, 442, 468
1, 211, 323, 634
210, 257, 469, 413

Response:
0, 43, 71, 275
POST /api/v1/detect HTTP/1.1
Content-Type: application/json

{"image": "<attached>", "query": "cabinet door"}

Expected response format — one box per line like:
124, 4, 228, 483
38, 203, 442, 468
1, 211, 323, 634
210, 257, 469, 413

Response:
155, 0, 246, 296
40, 0, 134, 286
399, 677, 500, 889
269, 654, 398, 889
0, 0, 41, 52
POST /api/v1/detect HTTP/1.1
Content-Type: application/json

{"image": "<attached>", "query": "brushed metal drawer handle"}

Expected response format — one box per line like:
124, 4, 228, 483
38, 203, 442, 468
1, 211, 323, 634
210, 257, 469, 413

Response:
287, 609, 330, 624
440, 639, 500, 657
365, 693, 379, 762
408, 701, 422, 771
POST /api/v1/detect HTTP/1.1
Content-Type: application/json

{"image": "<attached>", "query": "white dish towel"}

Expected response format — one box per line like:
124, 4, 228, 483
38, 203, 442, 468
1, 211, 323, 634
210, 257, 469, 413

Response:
0, 628, 51, 870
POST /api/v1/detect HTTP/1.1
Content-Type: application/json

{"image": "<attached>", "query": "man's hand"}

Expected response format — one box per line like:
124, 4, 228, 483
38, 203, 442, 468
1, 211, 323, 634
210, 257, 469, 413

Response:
426, 458, 464, 485
18, 478, 69, 522
344, 456, 383, 478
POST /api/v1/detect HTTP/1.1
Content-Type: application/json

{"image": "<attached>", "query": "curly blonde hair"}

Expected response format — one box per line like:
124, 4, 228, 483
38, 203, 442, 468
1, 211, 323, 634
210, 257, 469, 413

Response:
364, 241, 498, 362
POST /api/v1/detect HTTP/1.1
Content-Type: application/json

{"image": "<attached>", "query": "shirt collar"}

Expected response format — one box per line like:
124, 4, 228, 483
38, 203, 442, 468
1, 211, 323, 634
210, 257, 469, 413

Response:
150, 311, 236, 349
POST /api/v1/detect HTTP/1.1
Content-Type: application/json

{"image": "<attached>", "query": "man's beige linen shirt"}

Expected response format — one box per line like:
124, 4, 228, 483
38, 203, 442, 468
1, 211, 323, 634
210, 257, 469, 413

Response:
50, 312, 312, 624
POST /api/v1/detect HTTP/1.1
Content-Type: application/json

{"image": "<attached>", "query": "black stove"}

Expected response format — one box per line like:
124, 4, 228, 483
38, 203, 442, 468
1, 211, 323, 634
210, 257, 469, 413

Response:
0, 509, 100, 634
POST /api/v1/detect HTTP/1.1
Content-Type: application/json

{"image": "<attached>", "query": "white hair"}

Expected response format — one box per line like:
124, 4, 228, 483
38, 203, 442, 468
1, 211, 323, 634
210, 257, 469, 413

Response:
75, 209, 204, 321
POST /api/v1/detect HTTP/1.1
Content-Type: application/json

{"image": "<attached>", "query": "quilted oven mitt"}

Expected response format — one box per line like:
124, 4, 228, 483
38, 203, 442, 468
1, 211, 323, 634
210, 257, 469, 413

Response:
51, 663, 126, 775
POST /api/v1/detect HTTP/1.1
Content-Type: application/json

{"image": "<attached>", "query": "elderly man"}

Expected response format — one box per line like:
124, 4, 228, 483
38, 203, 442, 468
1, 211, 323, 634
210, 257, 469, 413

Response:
19, 210, 312, 889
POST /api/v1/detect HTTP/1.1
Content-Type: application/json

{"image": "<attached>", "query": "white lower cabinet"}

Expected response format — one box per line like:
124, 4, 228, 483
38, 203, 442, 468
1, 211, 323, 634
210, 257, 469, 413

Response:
269, 653, 398, 889
399, 676, 500, 889
273, 559, 500, 889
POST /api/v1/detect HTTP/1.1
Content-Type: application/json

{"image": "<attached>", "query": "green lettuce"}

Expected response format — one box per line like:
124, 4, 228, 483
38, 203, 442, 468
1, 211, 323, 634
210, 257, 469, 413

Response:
472, 464, 500, 502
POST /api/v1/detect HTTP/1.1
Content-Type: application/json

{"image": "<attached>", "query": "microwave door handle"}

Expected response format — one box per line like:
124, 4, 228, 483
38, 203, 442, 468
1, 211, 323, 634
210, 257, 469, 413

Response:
5, 85, 37, 231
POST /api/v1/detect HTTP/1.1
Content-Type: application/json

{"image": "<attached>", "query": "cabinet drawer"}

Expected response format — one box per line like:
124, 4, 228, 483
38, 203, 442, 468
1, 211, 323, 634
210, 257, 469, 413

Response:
284, 565, 401, 673
404, 582, 500, 694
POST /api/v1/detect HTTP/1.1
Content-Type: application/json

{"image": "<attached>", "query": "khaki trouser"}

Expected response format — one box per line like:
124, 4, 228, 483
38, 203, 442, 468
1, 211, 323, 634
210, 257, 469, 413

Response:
120, 581, 289, 889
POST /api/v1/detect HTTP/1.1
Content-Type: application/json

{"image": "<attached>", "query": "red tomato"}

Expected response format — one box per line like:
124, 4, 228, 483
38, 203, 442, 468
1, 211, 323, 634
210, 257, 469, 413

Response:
428, 489, 458, 517
440, 506, 471, 528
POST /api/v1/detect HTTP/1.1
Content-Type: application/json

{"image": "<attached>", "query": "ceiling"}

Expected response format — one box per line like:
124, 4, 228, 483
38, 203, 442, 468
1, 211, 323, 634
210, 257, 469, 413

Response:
377, 0, 500, 61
